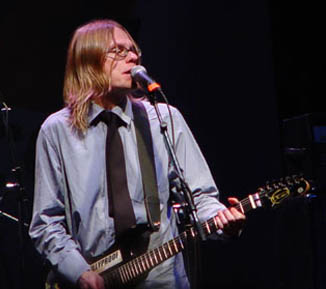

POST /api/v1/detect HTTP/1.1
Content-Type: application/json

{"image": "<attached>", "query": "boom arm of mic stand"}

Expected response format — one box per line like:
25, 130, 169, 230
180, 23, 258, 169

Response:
148, 90, 206, 241
0, 209, 29, 227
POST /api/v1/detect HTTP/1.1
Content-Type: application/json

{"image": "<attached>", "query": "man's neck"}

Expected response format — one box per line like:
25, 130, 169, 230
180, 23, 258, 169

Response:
94, 92, 128, 110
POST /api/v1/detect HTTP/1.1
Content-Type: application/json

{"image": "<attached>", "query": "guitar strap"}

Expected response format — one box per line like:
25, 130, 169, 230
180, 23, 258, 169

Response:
63, 100, 160, 239
46, 100, 161, 288
132, 100, 161, 232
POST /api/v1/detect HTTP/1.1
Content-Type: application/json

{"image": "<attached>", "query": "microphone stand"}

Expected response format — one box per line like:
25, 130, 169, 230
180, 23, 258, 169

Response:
147, 88, 206, 241
0, 207, 29, 227
1, 99, 28, 288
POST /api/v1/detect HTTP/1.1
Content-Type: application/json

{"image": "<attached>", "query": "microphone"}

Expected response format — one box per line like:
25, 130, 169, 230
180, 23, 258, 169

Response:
131, 65, 161, 92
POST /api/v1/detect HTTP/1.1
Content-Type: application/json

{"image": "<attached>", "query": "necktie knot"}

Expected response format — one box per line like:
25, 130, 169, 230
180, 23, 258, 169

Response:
99, 111, 126, 128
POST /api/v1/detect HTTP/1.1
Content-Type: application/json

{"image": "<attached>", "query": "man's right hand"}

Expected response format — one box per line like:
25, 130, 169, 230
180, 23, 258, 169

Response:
78, 270, 105, 289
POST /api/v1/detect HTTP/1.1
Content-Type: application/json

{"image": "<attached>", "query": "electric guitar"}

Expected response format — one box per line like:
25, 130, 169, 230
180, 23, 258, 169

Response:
46, 175, 311, 289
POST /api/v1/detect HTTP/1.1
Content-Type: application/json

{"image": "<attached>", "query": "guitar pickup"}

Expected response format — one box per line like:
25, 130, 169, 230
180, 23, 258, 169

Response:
91, 249, 123, 274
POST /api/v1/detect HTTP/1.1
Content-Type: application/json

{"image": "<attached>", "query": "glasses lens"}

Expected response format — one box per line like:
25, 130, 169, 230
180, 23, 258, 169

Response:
107, 46, 141, 59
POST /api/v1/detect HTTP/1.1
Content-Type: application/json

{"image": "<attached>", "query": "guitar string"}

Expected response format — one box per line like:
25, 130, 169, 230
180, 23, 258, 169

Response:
116, 231, 188, 282
110, 181, 306, 284
102, 178, 307, 286
103, 181, 306, 285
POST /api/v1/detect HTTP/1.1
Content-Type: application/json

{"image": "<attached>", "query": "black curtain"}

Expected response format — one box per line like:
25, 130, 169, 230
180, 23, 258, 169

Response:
1, 1, 325, 288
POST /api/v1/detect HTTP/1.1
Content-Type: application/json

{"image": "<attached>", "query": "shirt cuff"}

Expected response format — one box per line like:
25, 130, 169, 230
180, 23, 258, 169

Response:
58, 249, 91, 285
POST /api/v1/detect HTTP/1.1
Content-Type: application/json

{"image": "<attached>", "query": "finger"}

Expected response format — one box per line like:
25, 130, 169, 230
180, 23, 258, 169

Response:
218, 210, 231, 226
227, 197, 240, 205
223, 208, 237, 223
98, 276, 105, 289
215, 214, 226, 230
229, 206, 246, 220
224, 208, 246, 231
227, 197, 246, 215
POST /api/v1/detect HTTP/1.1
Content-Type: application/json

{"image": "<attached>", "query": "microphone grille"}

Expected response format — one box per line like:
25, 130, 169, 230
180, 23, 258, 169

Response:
131, 65, 147, 79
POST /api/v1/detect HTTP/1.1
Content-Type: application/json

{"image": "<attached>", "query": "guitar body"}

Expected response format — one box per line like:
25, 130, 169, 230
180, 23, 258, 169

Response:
45, 175, 311, 289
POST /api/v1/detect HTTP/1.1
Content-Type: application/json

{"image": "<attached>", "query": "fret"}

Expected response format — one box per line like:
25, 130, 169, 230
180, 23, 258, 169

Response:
167, 242, 173, 256
138, 258, 144, 274
140, 256, 147, 271
179, 237, 184, 250
153, 249, 159, 264
119, 265, 127, 282
116, 270, 123, 286
213, 216, 219, 230
115, 269, 122, 284
123, 263, 130, 280
131, 260, 138, 277
136, 257, 142, 273
205, 221, 211, 234
138, 259, 143, 274
141, 258, 146, 272
123, 266, 130, 283
148, 252, 154, 268
157, 247, 163, 262
112, 268, 125, 282
118, 266, 127, 284
145, 255, 150, 269
144, 254, 150, 269
132, 260, 139, 276
162, 245, 168, 259
126, 263, 134, 279
148, 252, 154, 267
135, 259, 142, 275
168, 242, 173, 256
238, 200, 245, 214
172, 239, 178, 253
126, 263, 133, 281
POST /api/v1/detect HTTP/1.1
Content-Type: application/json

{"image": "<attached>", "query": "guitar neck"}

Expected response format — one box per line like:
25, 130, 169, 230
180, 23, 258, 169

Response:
101, 193, 263, 288
101, 176, 310, 288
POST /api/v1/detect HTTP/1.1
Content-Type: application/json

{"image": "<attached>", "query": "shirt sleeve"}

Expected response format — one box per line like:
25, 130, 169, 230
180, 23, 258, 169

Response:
169, 107, 226, 223
28, 126, 90, 285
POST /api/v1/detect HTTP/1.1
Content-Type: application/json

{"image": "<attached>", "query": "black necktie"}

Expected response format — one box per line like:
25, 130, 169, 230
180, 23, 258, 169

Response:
100, 111, 136, 237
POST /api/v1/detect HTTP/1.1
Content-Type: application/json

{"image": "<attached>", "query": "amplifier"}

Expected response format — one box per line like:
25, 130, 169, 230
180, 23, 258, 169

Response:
282, 112, 326, 192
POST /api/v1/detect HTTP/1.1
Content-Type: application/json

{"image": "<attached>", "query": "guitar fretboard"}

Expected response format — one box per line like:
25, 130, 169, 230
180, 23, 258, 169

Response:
99, 176, 309, 288
102, 193, 263, 288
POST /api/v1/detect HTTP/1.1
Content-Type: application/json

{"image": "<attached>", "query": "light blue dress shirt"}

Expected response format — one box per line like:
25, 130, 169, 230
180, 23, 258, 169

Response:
29, 98, 226, 289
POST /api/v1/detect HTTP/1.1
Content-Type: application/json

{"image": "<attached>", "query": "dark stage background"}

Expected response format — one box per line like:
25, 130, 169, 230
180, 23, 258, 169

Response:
1, 1, 325, 289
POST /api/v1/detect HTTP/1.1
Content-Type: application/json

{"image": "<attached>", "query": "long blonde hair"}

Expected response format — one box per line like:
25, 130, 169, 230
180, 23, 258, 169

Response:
63, 19, 139, 132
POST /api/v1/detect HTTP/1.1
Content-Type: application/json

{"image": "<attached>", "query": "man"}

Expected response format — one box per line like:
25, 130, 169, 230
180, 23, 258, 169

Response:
29, 19, 246, 289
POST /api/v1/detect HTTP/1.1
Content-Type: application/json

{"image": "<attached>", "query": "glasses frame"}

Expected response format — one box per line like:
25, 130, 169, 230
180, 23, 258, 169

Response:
106, 46, 142, 60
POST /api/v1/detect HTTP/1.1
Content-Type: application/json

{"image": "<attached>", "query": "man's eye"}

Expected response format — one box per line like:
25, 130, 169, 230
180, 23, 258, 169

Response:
118, 48, 127, 55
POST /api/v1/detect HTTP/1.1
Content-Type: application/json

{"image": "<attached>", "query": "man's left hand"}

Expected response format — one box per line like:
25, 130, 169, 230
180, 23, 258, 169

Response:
215, 197, 246, 237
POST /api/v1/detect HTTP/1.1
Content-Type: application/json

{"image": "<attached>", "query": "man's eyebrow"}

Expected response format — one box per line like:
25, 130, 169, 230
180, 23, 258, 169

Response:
113, 41, 135, 48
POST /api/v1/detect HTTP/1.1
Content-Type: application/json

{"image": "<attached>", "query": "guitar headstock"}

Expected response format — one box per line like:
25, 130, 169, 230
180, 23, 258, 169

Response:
257, 175, 311, 207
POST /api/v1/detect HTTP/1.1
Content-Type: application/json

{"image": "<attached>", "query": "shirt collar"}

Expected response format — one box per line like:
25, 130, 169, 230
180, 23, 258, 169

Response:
88, 97, 134, 128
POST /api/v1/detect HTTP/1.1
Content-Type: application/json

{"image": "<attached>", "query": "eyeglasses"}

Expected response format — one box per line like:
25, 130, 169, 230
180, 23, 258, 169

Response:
106, 46, 142, 60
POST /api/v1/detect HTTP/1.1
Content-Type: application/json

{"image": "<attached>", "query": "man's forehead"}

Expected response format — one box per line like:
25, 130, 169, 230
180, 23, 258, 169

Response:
112, 27, 133, 44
